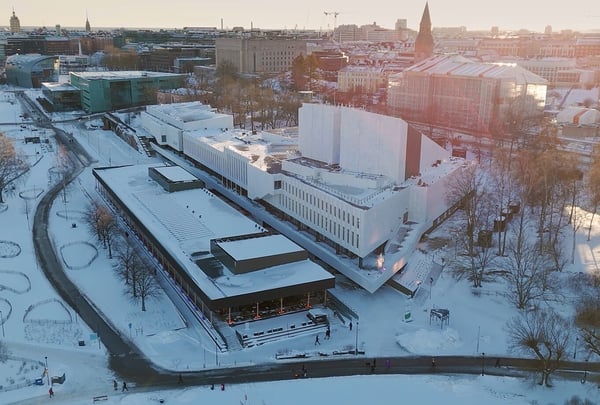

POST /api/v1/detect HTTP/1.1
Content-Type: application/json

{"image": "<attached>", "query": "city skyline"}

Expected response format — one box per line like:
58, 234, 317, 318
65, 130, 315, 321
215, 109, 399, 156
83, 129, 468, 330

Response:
5, 0, 600, 33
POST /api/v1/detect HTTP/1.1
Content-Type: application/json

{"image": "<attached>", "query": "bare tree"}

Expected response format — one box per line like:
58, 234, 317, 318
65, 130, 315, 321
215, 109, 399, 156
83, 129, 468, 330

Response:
585, 146, 600, 241
84, 200, 117, 258
506, 309, 570, 386
97, 205, 117, 259
113, 239, 139, 292
502, 211, 550, 310
575, 279, 600, 357
0, 133, 30, 204
83, 199, 104, 241
131, 263, 161, 312
445, 163, 496, 287
0, 340, 9, 363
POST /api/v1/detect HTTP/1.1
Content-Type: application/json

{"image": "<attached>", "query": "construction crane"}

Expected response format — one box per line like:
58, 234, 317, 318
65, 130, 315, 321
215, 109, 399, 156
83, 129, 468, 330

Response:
324, 11, 340, 41
324, 11, 340, 31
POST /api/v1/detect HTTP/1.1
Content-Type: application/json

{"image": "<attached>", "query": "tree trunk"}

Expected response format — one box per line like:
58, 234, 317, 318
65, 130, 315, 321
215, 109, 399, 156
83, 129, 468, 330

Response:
588, 208, 596, 241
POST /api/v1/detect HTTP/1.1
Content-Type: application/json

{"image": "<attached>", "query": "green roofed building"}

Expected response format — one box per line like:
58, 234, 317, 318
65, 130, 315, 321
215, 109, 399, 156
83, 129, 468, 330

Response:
5, 54, 58, 88
69, 71, 185, 113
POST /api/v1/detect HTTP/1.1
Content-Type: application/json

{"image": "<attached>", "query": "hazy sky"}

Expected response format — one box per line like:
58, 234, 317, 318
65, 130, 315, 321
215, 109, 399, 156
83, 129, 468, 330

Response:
6, 0, 600, 32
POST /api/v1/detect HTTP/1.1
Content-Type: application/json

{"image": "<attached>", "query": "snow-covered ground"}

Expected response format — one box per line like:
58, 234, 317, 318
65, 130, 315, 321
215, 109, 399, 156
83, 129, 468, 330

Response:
0, 88, 599, 404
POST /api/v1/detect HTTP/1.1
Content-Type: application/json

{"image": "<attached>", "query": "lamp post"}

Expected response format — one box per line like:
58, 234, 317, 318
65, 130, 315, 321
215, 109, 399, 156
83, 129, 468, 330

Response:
429, 276, 433, 300
481, 352, 485, 376
0, 309, 4, 338
574, 337, 578, 359
355, 321, 359, 355
45, 356, 50, 385
496, 204, 501, 255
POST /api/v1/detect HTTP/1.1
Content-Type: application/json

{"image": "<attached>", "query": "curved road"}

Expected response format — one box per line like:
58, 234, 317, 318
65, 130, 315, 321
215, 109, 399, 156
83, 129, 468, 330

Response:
28, 105, 599, 392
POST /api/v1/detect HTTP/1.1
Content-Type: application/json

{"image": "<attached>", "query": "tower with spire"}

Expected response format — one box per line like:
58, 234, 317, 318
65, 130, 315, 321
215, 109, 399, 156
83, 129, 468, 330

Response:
10, 8, 21, 33
414, 2, 434, 63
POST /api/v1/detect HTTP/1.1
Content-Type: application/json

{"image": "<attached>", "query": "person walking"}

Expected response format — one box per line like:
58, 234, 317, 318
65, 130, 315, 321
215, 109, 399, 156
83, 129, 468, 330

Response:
314, 334, 320, 345
48, 387, 54, 398
122, 381, 128, 392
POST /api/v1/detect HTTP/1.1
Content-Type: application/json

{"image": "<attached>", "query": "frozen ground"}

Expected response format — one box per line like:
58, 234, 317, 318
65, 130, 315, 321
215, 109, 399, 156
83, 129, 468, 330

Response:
0, 88, 599, 404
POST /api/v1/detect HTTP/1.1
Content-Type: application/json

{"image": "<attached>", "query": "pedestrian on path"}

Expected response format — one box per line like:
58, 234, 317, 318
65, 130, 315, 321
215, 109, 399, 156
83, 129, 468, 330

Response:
315, 334, 320, 345
113, 379, 118, 391
49, 387, 54, 398
122, 381, 128, 392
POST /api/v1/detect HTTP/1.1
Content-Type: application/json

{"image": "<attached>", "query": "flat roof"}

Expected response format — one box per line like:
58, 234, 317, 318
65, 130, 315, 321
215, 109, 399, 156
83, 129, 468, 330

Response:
217, 234, 304, 261
94, 164, 333, 302
153, 165, 198, 182
42, 82, 79, 92
71, 71, 183, 80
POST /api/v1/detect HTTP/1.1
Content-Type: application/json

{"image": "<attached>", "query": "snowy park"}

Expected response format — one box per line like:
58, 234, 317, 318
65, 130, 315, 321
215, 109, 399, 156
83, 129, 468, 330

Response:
1, 87, 600, 404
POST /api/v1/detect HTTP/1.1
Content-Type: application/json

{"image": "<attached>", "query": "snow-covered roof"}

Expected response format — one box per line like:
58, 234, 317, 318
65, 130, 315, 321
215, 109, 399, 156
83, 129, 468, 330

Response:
217, 234, 304, 261
71, 71, 183, 80
405, 54, 547, 84
41, 82, 79, 92
93, 164, 333, 302
556, 107, 600, 126
146, 101, 219, 123
153, 165, 197, 182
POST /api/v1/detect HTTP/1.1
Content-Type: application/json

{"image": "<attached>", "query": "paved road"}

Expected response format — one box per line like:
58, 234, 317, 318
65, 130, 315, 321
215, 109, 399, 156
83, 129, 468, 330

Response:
26, 97, 599, 391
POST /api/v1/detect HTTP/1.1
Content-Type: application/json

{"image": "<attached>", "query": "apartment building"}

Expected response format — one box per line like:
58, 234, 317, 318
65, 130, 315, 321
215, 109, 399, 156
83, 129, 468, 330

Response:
337, 65, 386, 93
215, 36, 307, 74
387, 54, 547, 136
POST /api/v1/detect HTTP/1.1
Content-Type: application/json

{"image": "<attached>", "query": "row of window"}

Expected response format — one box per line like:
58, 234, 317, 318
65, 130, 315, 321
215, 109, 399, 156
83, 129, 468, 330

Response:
283, 182, 360, 228
281, 194, 359, 249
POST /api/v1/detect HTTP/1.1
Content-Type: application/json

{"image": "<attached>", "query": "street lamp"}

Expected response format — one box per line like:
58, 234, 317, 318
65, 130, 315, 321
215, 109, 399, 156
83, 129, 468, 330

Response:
429, 276, 434, 300
355, 321, 359, 355
0, 309, 4, 338
44, 356, 50, 385
481, 352, 485, 376
496, 204, 501, 255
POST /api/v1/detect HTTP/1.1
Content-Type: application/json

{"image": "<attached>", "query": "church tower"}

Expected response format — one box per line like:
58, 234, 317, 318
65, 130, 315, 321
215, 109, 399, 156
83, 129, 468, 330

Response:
414, 2, 434, 63
10, 9, 21, 33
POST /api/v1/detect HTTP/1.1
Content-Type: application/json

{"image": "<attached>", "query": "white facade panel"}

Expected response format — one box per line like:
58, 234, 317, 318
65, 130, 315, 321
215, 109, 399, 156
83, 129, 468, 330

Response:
140, 111, 183, 151
419, 135, 450, 171
298, 104, 341, 165
339, 108, 407, 183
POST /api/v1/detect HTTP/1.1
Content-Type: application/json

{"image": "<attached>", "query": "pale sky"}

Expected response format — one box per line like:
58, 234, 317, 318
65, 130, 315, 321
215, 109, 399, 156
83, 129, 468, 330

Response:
5, 0, 600, 32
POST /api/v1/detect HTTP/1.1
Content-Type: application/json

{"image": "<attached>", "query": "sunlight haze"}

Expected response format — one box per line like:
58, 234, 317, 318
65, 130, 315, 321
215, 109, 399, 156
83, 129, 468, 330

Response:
5, 0, 600, 32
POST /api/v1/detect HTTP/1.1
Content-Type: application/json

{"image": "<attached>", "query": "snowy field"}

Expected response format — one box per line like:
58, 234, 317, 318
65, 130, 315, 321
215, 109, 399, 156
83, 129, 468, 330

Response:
0, 87, 599, 404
